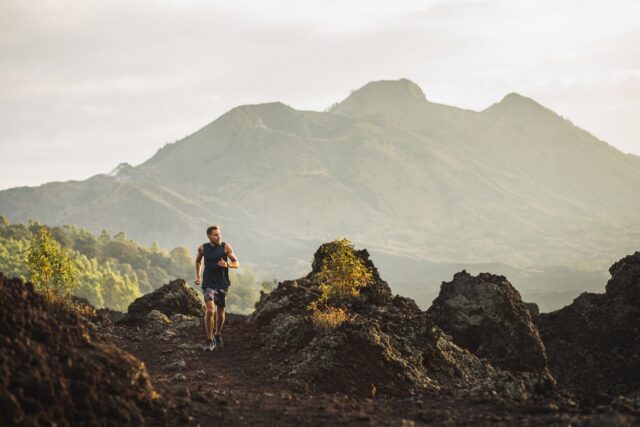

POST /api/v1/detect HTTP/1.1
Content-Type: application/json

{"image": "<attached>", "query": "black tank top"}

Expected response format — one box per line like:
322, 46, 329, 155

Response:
202, 241, 230, 289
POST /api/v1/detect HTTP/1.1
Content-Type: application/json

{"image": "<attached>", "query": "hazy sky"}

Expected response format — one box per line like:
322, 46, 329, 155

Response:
1, 0, 639, 189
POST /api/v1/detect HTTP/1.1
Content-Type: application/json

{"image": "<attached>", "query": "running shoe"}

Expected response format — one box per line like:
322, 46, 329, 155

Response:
215, 335, 224, 348
203, 338, 216, 351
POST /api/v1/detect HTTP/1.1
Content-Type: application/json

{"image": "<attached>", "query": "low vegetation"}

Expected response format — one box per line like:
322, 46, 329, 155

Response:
26, 226, 78, 304
306, 238, 373, 331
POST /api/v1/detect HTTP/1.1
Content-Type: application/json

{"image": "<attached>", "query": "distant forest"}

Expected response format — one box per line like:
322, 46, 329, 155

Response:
0, 215, 272, 313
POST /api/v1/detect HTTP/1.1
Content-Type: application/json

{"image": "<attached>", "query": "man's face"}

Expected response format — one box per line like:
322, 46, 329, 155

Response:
209, 230, 221, 244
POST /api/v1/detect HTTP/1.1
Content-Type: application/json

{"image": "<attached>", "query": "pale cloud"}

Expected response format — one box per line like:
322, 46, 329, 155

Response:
1, 0, 638, 189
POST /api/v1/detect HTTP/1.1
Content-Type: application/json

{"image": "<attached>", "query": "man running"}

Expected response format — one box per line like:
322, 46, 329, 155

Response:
195, 225, 239, 351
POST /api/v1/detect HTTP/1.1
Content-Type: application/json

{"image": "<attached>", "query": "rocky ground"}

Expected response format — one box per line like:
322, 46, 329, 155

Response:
106, 310, 638, 426
2, 246, 640, 426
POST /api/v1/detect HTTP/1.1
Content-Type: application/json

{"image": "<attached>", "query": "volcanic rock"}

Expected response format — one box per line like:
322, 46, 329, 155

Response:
525, 302, 540, 318
250, 242, 556, 399
535, 251, 640, 397
96, 307, 125, 325
605, 251, 640, 303
426, 270, 550, 377
120, 279, 204, 325
146, 309, 171, 325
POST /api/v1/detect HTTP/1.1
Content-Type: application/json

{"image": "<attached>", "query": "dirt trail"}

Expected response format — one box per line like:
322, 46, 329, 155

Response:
109, 314, 612, 427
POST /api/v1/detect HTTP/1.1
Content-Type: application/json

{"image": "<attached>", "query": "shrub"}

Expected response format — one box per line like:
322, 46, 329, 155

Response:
25, 226, 78, 303
72, 299, 97, 320
310, 238, 373, 307
260, 278, 277, 294
306, 238, 373, 331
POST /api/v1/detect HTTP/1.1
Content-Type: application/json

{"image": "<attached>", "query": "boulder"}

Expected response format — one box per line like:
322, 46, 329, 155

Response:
426, 270, 550, 377
70, 295, 124, 326
167, 359, 187, 370
120, 279, 204, 325
535, 251, 640, 397
605, 251, 640, 303
170, 314, 201, 331
144, 309, 171, 328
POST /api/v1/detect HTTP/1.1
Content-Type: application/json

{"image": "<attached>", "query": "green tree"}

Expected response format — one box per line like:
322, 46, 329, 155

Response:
0, 236, 29, 280
74, 255, 105, 308
99, 229, 111, 243
227, 268, 259, 314
101, 263, 141, 311
67, 225, 100, 258
113, 231, 127, 241
104, 239, 149, 270
260, 278, 277, 293
25, 226, 78, 303
51, 226, 73, 249
170, 246, 193, 278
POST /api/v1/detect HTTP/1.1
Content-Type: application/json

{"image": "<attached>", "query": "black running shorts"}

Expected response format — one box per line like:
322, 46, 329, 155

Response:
204, 287, 227, 308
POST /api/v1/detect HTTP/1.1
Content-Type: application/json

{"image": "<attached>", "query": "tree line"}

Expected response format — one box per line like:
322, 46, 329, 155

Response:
0, 215, 273, 313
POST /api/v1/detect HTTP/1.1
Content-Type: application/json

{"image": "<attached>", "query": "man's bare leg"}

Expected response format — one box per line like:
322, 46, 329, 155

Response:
213, 305, 217, 337
215, 306, 225, 337
205, 300, 215, 340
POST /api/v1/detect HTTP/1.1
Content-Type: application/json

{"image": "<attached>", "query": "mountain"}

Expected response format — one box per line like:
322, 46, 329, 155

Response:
1, 78, 639, 310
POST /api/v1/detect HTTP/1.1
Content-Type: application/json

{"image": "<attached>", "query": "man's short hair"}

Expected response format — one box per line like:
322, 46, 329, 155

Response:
206, 225, 220, 236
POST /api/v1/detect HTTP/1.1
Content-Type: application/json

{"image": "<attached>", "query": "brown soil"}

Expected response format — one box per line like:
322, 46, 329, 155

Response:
110, 314, 639, 426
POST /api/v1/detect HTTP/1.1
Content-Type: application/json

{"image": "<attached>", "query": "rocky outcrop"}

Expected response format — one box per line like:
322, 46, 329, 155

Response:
96, 307, 125, 325
605, 251, 640, 304
120, 279, 204, 325
70, 295, 124, 326
0, 273, 164, 426
426, 270, 551, 378
250, 242, 557, 399
525, 302, 540, 318
535, 251, 640, 398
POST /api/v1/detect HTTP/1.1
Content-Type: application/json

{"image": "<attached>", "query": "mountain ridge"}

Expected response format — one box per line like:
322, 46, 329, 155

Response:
1, 78, 638, 311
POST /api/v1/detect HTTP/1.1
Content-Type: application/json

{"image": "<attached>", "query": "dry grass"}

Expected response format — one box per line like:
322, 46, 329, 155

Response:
72, 302, 97, 320
309, 306, 348, 333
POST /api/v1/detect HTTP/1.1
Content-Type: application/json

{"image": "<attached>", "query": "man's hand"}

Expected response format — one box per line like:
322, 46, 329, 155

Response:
195, 277, 201, 286
217, 258, 228, 268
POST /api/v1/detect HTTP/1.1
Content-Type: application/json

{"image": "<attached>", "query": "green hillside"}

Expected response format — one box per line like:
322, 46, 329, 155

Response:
0, 215, 264, 313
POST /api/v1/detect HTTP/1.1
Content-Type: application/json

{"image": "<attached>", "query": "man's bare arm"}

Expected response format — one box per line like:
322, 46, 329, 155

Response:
195, 245, 204, 284
225, 243, 239, 268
